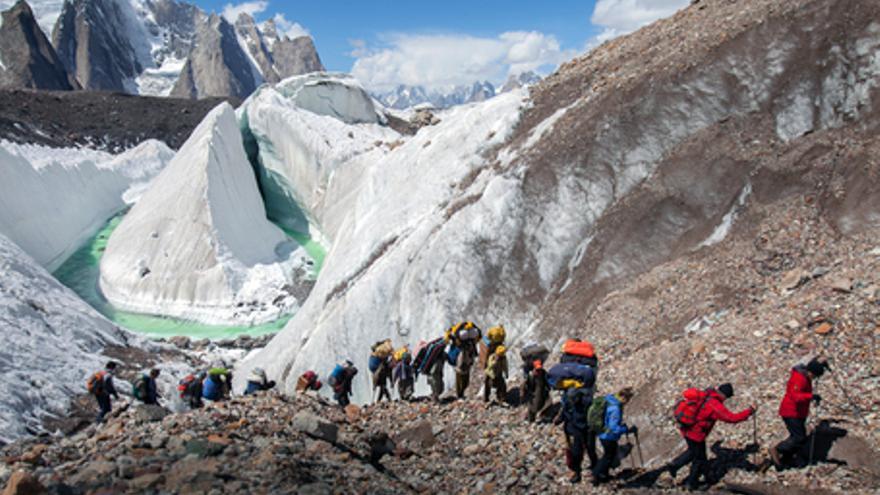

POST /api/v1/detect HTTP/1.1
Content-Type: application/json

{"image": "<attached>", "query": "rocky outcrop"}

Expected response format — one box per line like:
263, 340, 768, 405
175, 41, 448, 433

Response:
170, 14, 256, 99
234, 13, 323, 85
271, 35, 323, 80
0, 0, 75, 90
51, 0, 147, 91
499, 71, 541, 93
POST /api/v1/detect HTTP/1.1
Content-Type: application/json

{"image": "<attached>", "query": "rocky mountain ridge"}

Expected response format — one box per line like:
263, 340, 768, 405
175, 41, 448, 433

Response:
374, 73, 540, 110
0, 0, 324, 98
0, 0, 74, 90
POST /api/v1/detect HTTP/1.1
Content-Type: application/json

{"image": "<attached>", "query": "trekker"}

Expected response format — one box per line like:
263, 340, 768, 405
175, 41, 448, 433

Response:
483, 345, 508, 403
370, 340, 394, 403
520, 343, 550, 421
668, 383, 756, 490
448, 322, 481, 399
373, 356, 392, 403
178, 371, 204, 409
134, 369, 161, 405
202, 367, 232, 402
561, 386, 598, 483
392, 351, 415, 401
87, 361, 120, 423
244, 367, 276, 395
591, 387, 637, 485
428, 353, 445, 402
330, 360, 358, 407
295, 371, 322, 394
770, 358, 828, 468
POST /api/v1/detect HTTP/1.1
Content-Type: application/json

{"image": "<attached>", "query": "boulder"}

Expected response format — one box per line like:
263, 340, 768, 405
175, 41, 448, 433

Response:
292, 412, 338, 443
135, 405, 170, 422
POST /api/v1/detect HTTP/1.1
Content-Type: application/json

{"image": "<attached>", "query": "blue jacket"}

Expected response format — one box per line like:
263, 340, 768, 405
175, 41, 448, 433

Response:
599, 394, 629, 442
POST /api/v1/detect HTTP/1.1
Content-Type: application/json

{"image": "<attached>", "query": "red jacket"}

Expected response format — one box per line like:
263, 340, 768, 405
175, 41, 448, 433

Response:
778, 366, 813, 419
680, 390, 753, 442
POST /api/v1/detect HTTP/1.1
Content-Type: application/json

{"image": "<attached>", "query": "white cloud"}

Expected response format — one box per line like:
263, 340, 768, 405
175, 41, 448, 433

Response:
590, 0, 689, 42
271, 13, 310, 39
221, 1, 268, 23
351, 31, 575, 92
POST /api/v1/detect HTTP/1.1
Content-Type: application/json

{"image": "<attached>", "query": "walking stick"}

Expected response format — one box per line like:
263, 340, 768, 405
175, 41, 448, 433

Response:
634, 430, 645, 468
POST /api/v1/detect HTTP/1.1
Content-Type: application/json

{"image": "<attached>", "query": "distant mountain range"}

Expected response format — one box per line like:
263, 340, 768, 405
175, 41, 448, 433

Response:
0, 0, 323, 98
373, 71, 541, 110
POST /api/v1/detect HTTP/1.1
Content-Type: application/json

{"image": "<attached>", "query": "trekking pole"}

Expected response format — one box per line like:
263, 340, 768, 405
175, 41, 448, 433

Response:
634, 430, 645, 468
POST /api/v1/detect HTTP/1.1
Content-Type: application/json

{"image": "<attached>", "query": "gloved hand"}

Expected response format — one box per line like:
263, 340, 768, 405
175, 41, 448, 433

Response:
812, 394, 822, 405
628, 425, 639, 434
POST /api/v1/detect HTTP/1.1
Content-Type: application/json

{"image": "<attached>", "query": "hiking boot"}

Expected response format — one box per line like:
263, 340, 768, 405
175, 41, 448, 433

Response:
591, 475, 609, 486
569, 472, 582, 484
769, 446, 782, 467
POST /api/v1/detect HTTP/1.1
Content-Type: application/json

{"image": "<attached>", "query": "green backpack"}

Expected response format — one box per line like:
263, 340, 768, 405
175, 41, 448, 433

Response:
587, 395, 608, 433
132, 375, 147, 400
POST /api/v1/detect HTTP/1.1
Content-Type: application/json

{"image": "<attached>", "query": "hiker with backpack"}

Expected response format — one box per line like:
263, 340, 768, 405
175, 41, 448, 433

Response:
88, 361, 120, 423
370, 340, 394, 403
519, 343, 550, 421
560, 385, 598, 484
769, 358, 828, 468
244, 367, 277, 395
392, 347, 415, 401
667, 383, 756, 490
295, 371, 323, 394
483, 345, 509, 404
202, 367, 232, 402
590, 387, 637, 485
550, 360, 598, 484
133, 369, 161, 405
446, 322, 481, 399
330, 360, 358, 407
178, 371, 204, 409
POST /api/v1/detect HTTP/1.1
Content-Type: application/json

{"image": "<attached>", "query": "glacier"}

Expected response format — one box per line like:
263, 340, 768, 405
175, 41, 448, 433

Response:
234, 89, 528, 399
99, 103, 311, 326
0, 139, 173, 271
0, 231, 132, 443
240, 73, 399, 242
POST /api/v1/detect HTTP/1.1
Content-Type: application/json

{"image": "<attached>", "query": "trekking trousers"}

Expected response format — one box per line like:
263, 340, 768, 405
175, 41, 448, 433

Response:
483, 375, 507, 403
95, 394, 112, 423
776, 417, 808, 465
593, 439, 619, 480
398, 379, 414, 401
428, 359, 444, 401
566, 428, 598, 474
455, 370, 470, 398
669, 438, 708, 488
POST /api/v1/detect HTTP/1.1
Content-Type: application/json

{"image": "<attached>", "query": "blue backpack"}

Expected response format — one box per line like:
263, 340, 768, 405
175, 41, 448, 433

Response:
328, 364, 345, 386
202, 375, 222, 401
547, 362, 595, 389
368, 355, 383, 373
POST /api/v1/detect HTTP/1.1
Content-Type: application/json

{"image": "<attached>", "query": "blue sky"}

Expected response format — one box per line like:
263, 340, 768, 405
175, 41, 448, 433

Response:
195, 0, 688, 90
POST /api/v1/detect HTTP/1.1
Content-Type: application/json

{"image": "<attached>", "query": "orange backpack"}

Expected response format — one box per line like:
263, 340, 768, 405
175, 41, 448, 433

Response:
86, 371, 106, 395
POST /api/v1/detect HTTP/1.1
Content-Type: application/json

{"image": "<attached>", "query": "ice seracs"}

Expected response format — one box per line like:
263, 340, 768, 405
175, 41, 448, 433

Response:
0, 139, 173, 271
240, 72, 397, 240
99, 102, 310, 325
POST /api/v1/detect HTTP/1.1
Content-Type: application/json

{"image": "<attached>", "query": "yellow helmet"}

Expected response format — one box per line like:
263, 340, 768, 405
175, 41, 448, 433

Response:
495, 345, 506, 356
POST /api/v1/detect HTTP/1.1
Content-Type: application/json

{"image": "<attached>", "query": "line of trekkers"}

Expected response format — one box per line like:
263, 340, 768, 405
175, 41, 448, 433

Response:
86, 321, 831, 490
